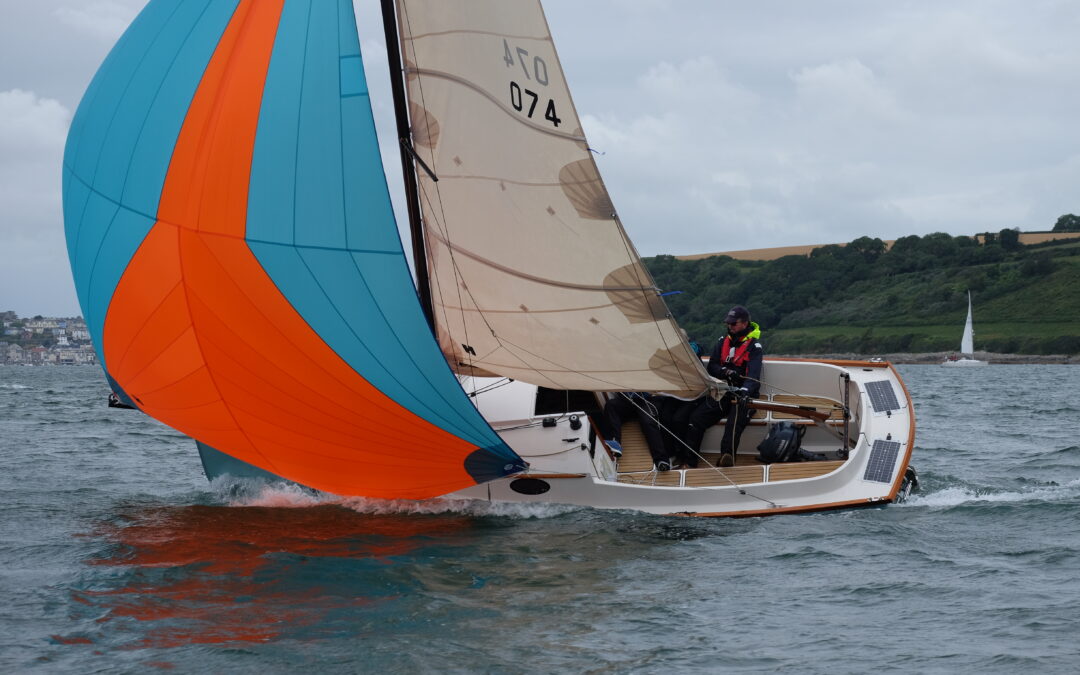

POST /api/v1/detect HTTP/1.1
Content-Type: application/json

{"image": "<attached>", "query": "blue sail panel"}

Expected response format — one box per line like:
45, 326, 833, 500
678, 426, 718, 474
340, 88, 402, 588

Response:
63, 0, 524, 498
247, 0, 514, 455
64, 0, 242, 360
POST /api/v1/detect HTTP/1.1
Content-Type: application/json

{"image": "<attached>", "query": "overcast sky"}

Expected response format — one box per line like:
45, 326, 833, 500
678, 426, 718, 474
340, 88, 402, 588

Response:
2, 0, 1078, 317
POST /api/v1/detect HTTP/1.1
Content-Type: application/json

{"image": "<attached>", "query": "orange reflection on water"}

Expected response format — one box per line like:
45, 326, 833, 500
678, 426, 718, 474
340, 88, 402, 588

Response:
77, 504, 476, 648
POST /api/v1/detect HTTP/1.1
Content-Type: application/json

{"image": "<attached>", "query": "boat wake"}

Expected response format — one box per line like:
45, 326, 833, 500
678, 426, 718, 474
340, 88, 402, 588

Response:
339, 497, 582, 520
904, 477, 1080, 508
214, 477, 581, 519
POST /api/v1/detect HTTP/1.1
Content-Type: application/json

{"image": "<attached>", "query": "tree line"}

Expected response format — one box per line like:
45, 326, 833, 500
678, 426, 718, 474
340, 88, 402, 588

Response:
645, 218, 1080, 355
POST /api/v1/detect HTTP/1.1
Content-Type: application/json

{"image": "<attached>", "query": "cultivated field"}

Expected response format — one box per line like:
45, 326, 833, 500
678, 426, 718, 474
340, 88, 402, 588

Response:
679, 231, 1080, 261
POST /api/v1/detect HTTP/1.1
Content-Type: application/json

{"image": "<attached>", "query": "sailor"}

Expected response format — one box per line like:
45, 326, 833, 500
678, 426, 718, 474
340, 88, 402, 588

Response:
639, 328, 708, 467
602, 392, 674, 471
681, 327, 704, 361
656, 394, 701, 467
683, 305, 764, 467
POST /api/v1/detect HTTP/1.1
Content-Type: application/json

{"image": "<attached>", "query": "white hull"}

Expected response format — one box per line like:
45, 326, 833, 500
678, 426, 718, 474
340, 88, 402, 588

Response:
449, 359, 916, 517
942, 358, 987, 367
198, 358, 916, 518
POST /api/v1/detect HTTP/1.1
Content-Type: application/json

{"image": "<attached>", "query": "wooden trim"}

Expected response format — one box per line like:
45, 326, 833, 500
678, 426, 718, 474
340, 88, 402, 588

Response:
884, 361, 918, 502
750, 400, 831, 422
682, 466, 764, 486
769, 394, 846, 420
767, 357, 891, 368
522, 473, 587, 480
617, 471, 682, 486
767, 460, 844, 482
592, 426, 619, 461
670, 497, 890, 518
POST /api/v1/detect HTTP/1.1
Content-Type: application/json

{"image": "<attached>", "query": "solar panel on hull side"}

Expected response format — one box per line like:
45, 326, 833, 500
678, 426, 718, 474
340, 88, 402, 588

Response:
863, 439, 901, 483
866, 380, 901, 413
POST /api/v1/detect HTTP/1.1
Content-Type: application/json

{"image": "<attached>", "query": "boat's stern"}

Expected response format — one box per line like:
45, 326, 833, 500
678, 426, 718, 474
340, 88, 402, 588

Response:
453, 359, 917, 517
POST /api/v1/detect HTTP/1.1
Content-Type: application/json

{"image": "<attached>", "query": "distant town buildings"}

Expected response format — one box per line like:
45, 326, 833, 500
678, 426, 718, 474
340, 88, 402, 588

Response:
0, 311, 97, 365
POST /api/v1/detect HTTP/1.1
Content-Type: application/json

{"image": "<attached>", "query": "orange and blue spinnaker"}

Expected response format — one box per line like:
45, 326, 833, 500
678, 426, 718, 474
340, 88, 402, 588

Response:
62, 0, 526, 498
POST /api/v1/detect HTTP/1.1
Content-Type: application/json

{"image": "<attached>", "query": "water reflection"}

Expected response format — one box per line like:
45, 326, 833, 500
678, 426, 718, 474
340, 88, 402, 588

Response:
75, 504, 480, 648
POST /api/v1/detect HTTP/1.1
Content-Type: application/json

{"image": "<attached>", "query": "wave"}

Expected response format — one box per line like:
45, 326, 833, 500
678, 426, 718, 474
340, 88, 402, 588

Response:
1032, 445, 1080, 457
214, 478, 581, 519
905, 478, 1080, 508
0, 383, 30, 389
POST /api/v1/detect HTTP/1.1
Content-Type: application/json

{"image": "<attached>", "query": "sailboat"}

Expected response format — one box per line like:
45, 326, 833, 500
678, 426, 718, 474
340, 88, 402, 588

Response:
61, 0, 916, 517
942, 291, 987, 367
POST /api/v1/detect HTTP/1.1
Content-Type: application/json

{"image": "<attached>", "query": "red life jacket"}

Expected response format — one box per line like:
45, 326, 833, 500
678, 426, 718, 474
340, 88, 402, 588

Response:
720, 335, 754, 368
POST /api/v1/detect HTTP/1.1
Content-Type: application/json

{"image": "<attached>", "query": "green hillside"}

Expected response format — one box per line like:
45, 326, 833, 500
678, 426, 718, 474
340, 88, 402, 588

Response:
644, 230, 1080, 355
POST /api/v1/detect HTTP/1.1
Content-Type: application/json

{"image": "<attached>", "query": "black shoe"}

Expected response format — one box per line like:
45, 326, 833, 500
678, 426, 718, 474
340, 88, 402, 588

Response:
718, 453, 735, 467
656, 459, 672, 472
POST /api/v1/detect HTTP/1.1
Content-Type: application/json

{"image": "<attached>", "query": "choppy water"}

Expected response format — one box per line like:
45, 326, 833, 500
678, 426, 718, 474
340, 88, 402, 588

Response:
1, 364, 1078, 673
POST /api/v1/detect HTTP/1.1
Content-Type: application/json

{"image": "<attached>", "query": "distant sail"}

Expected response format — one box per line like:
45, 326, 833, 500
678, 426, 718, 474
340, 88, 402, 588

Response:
62, 0, 524, 498
961, 291, 975, 356
395, 0, 710, 397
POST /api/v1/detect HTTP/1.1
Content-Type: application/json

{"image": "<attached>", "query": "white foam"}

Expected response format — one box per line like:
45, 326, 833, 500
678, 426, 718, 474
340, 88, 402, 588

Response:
906, 478, 1080, 508
230, 483, 326, 508
0, 383, 29, 389
339, 496, 580, 519
218, 478, 580, 519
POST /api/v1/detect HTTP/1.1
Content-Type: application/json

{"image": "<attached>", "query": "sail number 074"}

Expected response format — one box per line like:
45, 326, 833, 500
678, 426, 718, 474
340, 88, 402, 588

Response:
503, 39, 562, 127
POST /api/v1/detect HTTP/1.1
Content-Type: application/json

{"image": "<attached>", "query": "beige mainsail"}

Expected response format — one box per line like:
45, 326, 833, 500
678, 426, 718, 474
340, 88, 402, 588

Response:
395, 0, 711, 397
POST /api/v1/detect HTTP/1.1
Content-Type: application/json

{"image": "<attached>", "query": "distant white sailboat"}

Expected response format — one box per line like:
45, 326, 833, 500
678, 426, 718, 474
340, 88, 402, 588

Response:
943, 291, 987, 367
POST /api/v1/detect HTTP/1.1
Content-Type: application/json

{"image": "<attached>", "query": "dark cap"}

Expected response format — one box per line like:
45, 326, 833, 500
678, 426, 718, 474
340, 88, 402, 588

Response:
724, 305, 750, 324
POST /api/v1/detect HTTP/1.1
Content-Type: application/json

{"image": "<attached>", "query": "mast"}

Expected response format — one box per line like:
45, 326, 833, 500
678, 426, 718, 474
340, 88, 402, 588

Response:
380, 0, 434, 329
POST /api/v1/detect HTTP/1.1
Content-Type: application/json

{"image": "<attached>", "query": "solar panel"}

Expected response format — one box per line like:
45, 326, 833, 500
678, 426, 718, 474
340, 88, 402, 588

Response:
866, 380, 900, 413
863, 439, 901, 483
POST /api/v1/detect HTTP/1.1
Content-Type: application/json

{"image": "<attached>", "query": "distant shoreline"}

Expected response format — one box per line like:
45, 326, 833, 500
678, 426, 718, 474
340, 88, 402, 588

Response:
774, 352, 1079, 365
5, 352, 1078, 368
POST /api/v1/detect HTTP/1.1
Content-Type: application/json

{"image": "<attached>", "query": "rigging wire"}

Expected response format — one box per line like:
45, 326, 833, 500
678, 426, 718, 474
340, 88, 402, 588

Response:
398, 5, 707, 396
736, 370, 845, 414
465, 377, 515, 397
608, 211, 705, 393
402, 3, 568, 392
399, 3, 523, 395
399, 7, 479, 382
617, 392, 778, 507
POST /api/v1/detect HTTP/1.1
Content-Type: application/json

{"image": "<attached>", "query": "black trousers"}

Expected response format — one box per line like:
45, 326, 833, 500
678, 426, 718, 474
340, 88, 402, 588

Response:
603, 394, 669, 464
656, 396, 700, 467
685, 394, 752, 460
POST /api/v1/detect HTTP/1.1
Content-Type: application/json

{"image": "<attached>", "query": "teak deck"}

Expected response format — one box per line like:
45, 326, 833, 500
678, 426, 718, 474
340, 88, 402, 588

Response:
614, 419, 844, 487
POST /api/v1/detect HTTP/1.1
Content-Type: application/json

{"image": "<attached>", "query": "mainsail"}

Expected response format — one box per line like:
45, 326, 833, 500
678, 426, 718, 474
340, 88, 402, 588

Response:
62, 0, 525, 498
394, 0, 711, 397
961, 291, 975, 356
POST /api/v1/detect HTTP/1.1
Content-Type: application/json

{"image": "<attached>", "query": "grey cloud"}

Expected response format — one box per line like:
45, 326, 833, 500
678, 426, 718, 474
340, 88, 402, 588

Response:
53, 2, 138, 41
2, 0, 1079, 316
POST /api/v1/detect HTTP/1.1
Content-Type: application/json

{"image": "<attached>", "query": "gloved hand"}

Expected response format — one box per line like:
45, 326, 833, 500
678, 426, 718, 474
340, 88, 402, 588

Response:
732, 386, 750, 401
715, 366, 736, 382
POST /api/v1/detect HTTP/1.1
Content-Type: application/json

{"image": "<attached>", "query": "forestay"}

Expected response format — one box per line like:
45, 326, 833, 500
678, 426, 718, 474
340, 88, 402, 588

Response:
395, 0, 711, 397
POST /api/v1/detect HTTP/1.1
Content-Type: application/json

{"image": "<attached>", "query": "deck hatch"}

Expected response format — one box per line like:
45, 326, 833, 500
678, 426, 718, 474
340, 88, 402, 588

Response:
866, 380, 901, 413
863, 439, 900, 483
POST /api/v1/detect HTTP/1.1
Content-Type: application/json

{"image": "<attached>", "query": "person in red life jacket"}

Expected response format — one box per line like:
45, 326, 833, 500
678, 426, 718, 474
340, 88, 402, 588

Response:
682, 305, 763, 467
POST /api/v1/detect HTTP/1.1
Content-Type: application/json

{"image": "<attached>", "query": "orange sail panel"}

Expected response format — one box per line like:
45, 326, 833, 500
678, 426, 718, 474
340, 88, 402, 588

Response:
65, 0, 524, 498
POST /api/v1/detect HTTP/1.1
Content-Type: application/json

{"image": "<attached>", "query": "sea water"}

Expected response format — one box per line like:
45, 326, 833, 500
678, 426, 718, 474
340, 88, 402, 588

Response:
1, 364, 1078, 673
